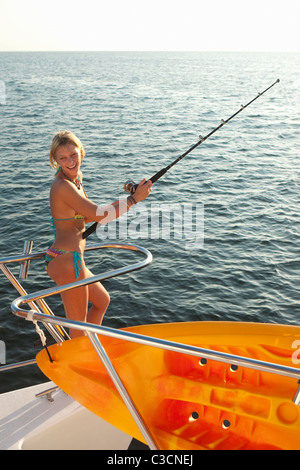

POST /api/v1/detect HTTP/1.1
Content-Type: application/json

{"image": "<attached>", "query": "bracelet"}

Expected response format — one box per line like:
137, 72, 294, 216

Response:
127, 195, 137, 207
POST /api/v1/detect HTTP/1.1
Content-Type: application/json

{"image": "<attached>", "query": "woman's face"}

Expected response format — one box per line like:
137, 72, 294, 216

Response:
55, 143, 82, 179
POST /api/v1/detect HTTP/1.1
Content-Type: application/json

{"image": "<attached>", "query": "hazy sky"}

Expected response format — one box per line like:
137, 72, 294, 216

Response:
0, 0, 299, 52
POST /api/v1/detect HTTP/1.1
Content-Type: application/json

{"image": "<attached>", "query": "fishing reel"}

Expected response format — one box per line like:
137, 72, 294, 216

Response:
124, 179, 138, 194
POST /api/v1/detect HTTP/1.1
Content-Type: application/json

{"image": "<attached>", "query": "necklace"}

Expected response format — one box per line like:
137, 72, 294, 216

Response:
60, 168, 81, 190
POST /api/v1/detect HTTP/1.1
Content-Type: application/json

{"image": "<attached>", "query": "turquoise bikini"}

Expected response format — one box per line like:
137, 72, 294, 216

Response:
45, 247, 83, 279
45, 171, 86, 279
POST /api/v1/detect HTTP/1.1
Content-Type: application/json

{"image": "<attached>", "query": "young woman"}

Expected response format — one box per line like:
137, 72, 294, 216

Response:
46, 131, 152, 338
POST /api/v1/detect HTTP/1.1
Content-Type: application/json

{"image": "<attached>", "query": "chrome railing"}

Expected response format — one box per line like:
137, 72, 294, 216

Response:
10, 300, 300, 449
0, 244, 68, 343
3, 241, 300, 449
0, 241, 153, 367
0, 241, 153, 344
1, 241, 155, 447
1, 241, 155, 446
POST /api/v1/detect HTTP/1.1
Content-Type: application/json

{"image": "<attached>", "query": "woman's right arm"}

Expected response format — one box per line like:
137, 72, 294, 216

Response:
55, 178, 152, 224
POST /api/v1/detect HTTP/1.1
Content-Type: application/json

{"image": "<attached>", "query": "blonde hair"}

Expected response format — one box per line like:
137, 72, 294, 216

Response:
49, 131, 86, 169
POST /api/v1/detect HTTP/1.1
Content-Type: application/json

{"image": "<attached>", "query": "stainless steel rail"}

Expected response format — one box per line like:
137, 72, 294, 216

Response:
2, 241, 157, 449
11, 305, 300, 383
0, 242, 153, 343
87, 331, 158, 449
0, 243, 68, 343
0, 242, 153, 362
5, 241, 300, 448
9, 304, 300, 446
0, 359, 36, 372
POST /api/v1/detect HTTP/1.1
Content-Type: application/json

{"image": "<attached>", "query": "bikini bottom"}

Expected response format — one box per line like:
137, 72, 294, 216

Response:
45, 247, 83, 279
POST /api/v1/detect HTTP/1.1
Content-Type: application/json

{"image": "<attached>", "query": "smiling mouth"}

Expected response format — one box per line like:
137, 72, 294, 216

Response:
67, 164, 77, 170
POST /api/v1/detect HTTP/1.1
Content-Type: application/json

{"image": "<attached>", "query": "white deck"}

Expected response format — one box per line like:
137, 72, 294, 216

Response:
0, 381, 134, 450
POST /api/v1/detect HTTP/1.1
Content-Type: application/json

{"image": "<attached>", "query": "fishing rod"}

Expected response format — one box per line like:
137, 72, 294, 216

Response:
83, 78, 280, 239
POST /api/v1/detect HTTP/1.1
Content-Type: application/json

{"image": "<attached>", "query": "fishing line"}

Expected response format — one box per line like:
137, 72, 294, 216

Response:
83, 79, 280, 240
276, 80, 299, 187
279, 81, 294, 107
279, 80, 300, 120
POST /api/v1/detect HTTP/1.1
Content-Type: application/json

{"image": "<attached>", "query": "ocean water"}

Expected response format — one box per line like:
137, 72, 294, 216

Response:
0, 51, 299, 393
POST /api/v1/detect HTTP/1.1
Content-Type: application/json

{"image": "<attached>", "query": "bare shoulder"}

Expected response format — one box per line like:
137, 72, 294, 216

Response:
50, 177, 76, 199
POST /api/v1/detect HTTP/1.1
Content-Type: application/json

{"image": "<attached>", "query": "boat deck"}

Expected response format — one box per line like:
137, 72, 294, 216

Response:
0, 381, 145, 450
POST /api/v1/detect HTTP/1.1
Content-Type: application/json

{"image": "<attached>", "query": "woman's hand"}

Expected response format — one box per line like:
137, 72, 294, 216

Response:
133, 178, 153, 203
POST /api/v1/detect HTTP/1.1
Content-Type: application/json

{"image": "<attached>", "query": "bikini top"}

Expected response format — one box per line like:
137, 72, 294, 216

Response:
51, 214, 85, 236
51, 170, 87, 233
52, 213, 85, 222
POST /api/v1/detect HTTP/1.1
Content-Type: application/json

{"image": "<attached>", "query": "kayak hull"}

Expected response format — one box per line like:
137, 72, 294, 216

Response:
36, 321, 300, 450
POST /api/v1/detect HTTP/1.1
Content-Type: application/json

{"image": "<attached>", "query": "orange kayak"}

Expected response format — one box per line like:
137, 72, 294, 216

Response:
36, 321, 300, 450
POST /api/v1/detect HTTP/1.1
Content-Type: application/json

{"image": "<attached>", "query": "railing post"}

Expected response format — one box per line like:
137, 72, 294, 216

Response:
19, 240, 33, 279
87, 332, 158, 450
